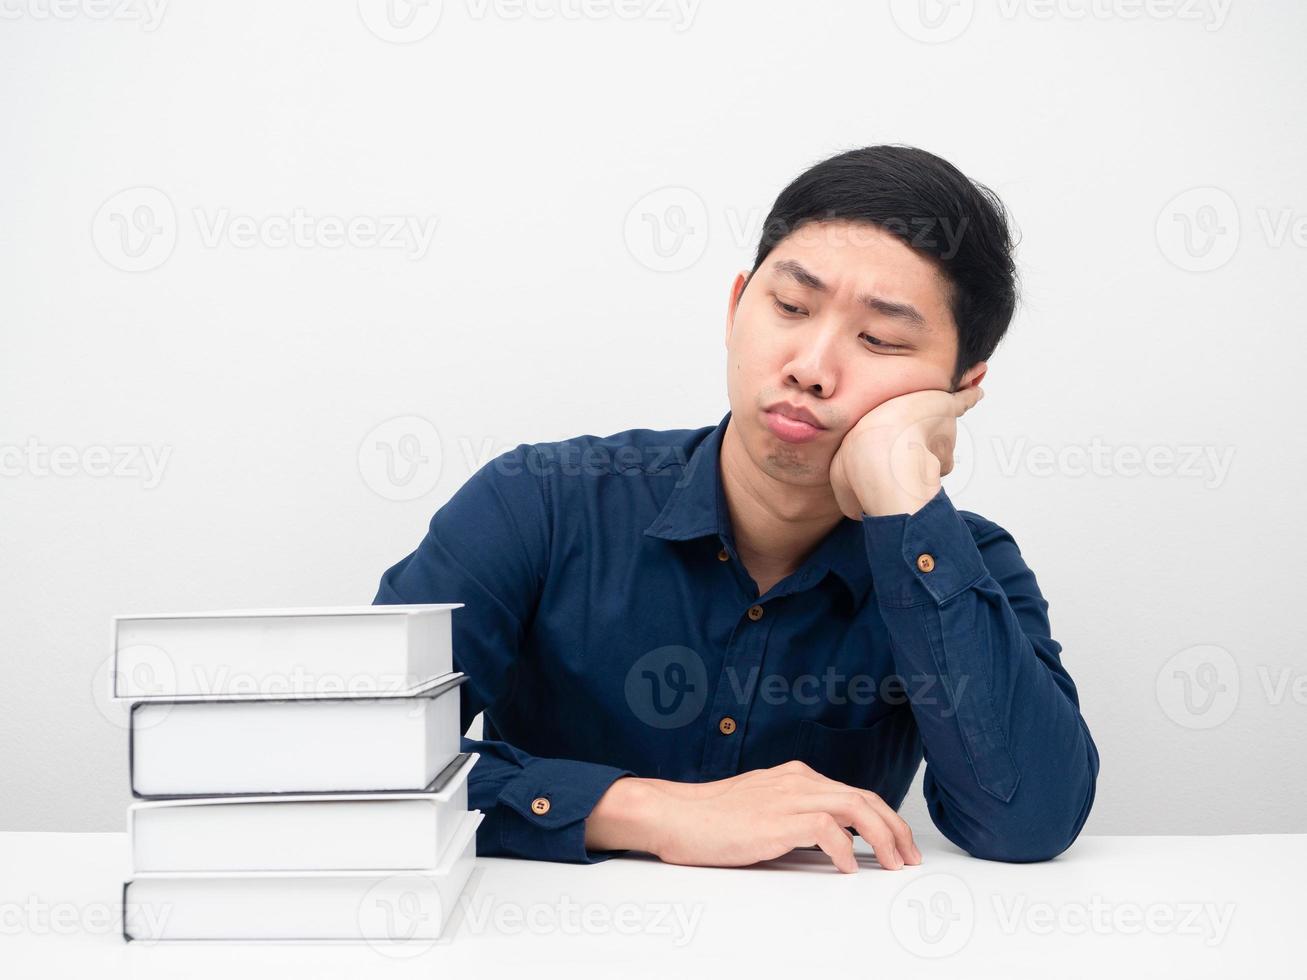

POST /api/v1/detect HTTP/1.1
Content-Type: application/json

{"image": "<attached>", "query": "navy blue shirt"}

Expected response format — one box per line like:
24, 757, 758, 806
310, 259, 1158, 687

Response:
373, 410, 1099, 864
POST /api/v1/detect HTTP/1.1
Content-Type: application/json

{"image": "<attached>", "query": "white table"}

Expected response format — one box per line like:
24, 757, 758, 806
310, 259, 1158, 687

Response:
0, 831, 1297, 978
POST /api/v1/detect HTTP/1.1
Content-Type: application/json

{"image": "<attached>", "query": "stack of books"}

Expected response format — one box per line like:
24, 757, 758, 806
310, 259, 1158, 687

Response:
112, 604, 481, 943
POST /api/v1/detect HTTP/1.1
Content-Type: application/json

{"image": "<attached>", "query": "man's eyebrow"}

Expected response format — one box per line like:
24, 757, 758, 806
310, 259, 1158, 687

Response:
770, 258, 928, 330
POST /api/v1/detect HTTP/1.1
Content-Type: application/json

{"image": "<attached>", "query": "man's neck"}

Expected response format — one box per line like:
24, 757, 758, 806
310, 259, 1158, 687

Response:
718, 416, 844, 594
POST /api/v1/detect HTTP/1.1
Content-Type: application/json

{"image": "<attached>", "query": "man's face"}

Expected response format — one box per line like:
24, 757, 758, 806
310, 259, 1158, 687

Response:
725, 219, 985, 486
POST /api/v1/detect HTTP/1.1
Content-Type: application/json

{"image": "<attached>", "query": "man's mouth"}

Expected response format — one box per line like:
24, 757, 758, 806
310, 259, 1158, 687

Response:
763, 409, 826, 444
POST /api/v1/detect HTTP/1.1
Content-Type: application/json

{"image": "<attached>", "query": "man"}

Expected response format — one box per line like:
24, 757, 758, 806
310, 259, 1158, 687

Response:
373, 144, 1099, 873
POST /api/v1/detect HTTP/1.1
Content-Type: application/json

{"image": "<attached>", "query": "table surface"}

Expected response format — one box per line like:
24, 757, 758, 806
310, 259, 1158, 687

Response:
0, 831, 1298, 978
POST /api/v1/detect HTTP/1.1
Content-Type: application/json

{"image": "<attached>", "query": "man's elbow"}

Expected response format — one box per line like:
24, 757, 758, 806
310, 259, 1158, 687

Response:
988, 782, 1096, 864
935, 748, 1099, 864
963, 825, 1081, 864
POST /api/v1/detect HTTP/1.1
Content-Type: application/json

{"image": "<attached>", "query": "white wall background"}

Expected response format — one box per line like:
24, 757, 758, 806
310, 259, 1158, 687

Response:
1, 0, 1303, 837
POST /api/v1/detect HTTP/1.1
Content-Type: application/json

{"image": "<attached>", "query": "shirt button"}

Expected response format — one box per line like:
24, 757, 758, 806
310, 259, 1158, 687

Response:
717, 548, 730, 562
530, 796, 551, 815
718, 716, 737, 735
916, 553, 936, 573
747, 604, 764, 621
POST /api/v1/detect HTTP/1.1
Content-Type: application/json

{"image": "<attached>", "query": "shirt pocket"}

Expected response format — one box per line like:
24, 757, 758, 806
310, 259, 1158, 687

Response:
794, 709, 922, 805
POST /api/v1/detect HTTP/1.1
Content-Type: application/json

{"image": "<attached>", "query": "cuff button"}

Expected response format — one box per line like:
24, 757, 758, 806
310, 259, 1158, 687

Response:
530, 796, 551, 815
916, 553, 936, 573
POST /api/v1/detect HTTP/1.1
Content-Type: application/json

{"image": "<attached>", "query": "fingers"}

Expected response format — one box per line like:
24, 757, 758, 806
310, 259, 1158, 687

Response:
790, 813, 858, 874
778, 763, 922, 864
855, 792, 921, 864
833, 788, 921, 864
954, 384, 984, 416
794, 792, 910, 870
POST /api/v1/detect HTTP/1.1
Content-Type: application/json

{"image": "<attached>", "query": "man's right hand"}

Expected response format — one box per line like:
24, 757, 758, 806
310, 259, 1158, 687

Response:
584, 761, 922, 873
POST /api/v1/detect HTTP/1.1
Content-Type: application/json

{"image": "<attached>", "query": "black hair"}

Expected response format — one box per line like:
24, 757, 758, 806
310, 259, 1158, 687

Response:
746, 144, 1019, 390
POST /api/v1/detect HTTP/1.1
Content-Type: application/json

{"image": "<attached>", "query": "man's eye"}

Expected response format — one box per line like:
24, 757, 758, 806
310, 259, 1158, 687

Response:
774, 296, 903, 352
861, 333, 902, 352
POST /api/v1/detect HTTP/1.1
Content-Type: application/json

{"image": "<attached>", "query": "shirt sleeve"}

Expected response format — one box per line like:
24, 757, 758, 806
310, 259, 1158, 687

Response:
861, 486, 1100, 862
372, 443, 635, 864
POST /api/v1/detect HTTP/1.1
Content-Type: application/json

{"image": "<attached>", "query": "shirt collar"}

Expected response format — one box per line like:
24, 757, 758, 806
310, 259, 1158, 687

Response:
643, 409, 873, 606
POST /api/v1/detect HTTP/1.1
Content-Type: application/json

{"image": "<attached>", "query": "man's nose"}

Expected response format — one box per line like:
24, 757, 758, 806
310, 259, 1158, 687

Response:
784, 334, 838, 396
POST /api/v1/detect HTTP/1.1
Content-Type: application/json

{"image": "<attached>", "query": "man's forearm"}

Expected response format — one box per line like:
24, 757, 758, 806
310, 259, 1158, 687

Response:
861, 489, 1099, 861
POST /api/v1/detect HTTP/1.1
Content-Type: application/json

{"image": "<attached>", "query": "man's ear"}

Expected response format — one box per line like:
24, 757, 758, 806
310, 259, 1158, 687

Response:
726, 270, 749, 348
957, 361, 988, 390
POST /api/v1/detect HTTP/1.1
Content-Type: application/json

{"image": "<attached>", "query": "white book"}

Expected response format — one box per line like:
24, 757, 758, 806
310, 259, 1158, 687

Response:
130, 673, 466, 798
123, 810, 483, 942
112, 604, 463, 700
129, 752, 478, 873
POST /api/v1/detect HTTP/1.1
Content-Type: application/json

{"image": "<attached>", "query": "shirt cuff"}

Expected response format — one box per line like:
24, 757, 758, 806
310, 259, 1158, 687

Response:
862, 486, 987, 607
494, 756, 637, 863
